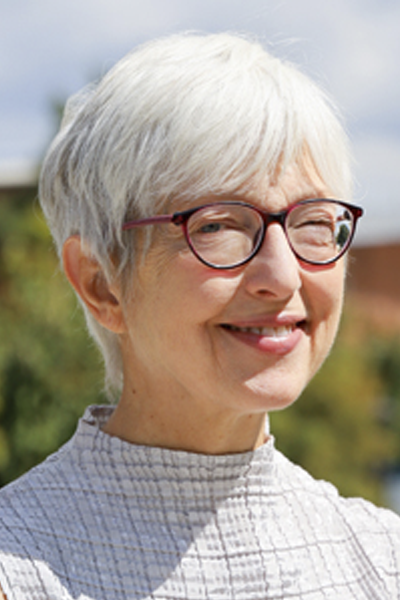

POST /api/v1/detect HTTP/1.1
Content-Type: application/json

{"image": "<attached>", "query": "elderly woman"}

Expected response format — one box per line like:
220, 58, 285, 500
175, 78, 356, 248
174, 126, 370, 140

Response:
0, 32, 399, 600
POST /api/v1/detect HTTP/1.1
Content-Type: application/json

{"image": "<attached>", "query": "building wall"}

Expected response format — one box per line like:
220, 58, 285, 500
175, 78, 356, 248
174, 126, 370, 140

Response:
349, 244, 400, 302
347, 243, 400, 328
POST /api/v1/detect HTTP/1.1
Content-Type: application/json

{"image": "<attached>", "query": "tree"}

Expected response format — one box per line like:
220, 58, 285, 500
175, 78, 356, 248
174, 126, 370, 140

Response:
0, 190, 105, 485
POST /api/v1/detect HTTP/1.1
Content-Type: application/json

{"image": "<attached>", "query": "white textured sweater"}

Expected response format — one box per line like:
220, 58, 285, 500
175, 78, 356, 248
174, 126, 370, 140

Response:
0, 405, 399, 599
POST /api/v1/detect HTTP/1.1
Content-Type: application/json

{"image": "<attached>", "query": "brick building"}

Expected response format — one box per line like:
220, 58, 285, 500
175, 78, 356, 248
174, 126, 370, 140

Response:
348, 242, 400, 329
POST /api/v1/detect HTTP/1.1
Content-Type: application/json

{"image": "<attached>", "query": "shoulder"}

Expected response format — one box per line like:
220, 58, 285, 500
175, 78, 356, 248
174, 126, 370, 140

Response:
274, 448, 400, 528
274, 449, 400, 575
0, 438, 78, 552
0, 407, 102, 539
0, 440, 85, 600
0, 407, 112, 569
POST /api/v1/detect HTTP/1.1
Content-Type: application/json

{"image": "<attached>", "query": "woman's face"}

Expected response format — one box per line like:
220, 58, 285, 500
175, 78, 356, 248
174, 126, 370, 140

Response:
117, 162, 345, 448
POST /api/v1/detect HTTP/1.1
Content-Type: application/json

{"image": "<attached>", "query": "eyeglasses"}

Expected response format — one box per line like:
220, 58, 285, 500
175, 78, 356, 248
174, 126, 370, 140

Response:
122, 199, 364, 269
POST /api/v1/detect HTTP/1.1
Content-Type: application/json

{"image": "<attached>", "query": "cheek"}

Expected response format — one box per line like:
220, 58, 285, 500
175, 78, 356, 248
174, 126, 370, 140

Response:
132, 252, 242, 336
305, 265, 345, 351
169, 253, 244, 314
325, 267, 345, 320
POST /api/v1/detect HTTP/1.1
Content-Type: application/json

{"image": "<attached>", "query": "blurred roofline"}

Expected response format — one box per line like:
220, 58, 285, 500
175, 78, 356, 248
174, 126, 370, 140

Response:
0, 159, 38, 190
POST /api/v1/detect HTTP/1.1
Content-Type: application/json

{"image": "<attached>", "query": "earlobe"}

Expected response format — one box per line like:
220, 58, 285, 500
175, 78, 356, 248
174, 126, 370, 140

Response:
62, 236, 126, 334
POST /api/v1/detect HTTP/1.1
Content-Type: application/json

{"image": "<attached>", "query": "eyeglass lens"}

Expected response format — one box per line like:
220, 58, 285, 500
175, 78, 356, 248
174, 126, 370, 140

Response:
185, 201, 355, 268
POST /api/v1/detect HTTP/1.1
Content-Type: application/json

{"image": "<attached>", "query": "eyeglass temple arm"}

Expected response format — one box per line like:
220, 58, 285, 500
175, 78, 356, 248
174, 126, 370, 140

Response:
122, 214, 174, 231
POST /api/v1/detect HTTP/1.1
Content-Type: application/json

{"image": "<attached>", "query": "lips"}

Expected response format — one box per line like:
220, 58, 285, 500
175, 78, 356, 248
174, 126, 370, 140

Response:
220, 318, 306, 354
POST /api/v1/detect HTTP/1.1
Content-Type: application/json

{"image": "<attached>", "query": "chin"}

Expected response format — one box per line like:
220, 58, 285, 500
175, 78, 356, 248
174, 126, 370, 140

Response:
242, 378, 306, 414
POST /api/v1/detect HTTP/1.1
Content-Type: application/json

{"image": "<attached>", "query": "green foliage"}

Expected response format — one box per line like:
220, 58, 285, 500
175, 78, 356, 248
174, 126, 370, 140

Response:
0, 190, 105, 486
369, 335, 400, 460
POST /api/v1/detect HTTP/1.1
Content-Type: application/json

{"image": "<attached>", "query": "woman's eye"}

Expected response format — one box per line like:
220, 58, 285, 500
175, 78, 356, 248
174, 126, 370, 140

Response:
312, 220, 332, 229
199, 222, 223, 233
297, 218, 334, 231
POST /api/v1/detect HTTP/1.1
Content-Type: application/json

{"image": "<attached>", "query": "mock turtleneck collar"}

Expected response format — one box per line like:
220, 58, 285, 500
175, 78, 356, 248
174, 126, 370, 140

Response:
70, 404, 276, 504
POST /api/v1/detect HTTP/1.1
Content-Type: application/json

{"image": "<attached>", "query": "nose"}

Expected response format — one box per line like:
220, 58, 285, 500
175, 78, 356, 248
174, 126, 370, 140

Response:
244, 223, 302, 299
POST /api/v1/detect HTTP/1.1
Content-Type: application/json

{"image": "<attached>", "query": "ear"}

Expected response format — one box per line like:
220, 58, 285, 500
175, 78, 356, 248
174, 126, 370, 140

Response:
62, 236, 127, 334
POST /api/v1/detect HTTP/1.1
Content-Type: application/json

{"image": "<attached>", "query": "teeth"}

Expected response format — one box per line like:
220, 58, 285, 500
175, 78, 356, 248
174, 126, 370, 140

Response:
227, 324, 294, 337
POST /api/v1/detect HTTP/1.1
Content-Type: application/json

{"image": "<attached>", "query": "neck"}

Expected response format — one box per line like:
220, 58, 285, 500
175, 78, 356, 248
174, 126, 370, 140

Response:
102, 387, 268, 455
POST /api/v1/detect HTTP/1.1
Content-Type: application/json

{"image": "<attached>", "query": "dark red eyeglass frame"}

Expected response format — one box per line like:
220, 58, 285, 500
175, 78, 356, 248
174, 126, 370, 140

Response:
122, 198, 364, 268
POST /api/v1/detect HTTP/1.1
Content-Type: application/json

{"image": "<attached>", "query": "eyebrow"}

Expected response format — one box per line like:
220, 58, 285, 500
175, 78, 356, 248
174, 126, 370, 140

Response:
165, 179, 334, 216
188, 190, 333, 212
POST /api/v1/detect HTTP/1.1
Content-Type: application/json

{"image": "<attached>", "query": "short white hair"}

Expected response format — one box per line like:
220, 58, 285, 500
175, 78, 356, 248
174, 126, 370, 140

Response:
39, 32, 353, 396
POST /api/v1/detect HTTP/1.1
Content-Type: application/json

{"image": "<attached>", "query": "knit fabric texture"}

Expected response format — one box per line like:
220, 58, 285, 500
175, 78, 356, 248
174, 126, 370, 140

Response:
0, 405, 399, 599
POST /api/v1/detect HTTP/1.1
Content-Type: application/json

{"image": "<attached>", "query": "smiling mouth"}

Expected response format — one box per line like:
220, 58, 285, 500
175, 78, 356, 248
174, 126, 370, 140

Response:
221, 323, 304, 337
222, 324, 295, 338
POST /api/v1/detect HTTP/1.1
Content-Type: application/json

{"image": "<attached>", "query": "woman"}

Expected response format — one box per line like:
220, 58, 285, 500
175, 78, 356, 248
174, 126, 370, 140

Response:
0, 33, 399, 599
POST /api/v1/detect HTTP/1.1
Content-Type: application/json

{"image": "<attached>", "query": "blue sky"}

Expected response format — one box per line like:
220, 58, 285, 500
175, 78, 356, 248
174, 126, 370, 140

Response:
1, 0, 399, 243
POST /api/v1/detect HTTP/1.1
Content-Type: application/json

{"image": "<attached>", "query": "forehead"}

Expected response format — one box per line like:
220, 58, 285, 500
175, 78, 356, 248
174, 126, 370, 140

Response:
244, 161, 330, 212
171, 158, 331, 214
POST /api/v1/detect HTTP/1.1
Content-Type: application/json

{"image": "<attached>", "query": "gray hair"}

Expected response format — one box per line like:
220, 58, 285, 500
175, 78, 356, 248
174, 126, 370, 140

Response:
39, 32, 353, 397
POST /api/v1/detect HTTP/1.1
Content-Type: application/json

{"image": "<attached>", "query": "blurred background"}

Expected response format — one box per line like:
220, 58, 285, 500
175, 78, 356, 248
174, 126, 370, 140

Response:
1, 0, 400, 510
